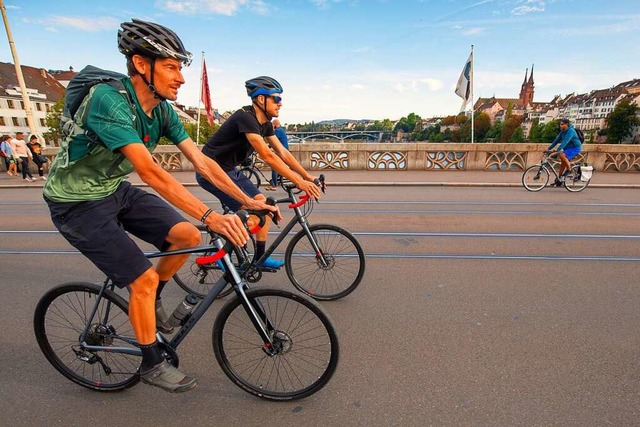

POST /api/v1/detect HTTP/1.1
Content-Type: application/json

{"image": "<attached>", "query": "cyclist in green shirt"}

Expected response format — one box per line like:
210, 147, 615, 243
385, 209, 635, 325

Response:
43, 19, 276, 393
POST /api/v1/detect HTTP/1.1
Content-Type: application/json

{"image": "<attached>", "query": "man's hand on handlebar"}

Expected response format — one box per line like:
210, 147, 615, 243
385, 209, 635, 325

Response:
244, 198, 282, 222
297, 177, 322, 201
204, 211, 249, 247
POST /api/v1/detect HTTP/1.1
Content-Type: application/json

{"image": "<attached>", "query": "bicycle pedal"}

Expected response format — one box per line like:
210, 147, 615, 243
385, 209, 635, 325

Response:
259, 266, 279, 273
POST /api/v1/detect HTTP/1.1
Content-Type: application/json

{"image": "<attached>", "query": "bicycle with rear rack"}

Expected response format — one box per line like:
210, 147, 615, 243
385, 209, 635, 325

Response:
522, 150, 593, 192
33, 209, 339, 400
173, 174, 366, 301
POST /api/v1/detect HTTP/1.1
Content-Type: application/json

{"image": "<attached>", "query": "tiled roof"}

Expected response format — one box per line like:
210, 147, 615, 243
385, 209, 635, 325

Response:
49, 70, 77, 81
0, 61, 65, 102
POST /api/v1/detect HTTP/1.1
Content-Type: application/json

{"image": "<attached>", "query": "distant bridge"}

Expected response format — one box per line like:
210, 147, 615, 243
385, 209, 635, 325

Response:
288, 130, 384, 143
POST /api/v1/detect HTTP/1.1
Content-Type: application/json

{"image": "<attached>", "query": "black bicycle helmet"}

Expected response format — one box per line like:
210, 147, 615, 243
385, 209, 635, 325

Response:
118, 19, 192, 66
245, 76, 283, 98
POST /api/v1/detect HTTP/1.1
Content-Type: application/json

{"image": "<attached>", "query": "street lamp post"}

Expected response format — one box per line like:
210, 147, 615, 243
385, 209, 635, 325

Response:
0, 0, 37, 136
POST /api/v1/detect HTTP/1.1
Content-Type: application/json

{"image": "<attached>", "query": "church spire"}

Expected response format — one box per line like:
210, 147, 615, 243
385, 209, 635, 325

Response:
523, 68, 528, 84
528, 64, 534, 83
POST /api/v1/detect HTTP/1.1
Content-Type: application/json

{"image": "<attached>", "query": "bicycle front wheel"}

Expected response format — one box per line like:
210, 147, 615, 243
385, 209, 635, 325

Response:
212, 288, 339, 400
241, 167, 261, 188
564, 166, 590, 192
522, 165, 550, 191
285, 224, 365, 300
33, 282, 141, 391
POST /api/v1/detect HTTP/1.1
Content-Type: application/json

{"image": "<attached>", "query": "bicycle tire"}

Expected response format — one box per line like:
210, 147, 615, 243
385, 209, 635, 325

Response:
173, 226, 237, 299
241, 167, 261, 188
33, 282, 141, 392
564, 166, 590, 192
522, 165, 550, 192
285, 224, 365, 301
212, 288, 339, 400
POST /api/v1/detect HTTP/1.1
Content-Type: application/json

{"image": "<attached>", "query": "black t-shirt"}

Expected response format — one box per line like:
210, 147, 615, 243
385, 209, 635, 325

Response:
202, 106, 275, 172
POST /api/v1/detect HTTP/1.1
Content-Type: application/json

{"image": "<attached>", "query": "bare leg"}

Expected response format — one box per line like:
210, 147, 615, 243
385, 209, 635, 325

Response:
128, 267, 160, 345
154, 222, 202, 282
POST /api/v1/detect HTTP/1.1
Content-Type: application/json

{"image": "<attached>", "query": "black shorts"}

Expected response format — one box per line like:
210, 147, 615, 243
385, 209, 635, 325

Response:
45, 181, 188, 288
195, 169, 260, 212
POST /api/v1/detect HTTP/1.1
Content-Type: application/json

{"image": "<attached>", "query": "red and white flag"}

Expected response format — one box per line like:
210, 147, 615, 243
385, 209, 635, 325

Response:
201, 59, 214, 125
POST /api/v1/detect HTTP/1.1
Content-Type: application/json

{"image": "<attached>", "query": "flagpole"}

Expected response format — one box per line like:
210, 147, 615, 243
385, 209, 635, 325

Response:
470, 44, 474, 144
196, 51, 204, 145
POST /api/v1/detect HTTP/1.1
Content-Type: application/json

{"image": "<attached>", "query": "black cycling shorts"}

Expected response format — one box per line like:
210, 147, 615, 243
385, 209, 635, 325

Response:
45, 181, 188, 288
195, 169, 260, 212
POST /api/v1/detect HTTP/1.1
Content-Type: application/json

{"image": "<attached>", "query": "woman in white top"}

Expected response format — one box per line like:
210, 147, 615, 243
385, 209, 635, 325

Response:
10, 132, 35, 181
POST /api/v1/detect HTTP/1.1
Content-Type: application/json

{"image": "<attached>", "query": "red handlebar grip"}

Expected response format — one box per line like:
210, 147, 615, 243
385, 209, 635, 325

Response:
288, 195, 309, 209
196, 249, 227, 265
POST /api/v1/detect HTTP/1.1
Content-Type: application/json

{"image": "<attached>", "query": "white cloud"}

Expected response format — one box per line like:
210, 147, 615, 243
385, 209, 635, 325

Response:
511, 0, 546, 16
349, 83, 367, 90
462, 27, 485, 35
156, 0, 272, 15
311, 0, 344, 10
49, 16, 120, 31
420, 78, 443, 91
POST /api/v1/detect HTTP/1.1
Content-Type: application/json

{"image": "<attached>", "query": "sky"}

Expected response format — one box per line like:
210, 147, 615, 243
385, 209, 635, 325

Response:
2, 0, 639, 125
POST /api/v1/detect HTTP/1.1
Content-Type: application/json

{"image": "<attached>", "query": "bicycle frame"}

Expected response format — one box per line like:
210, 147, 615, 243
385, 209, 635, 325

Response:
78, 235, 279, 358
256, 190, 328, 268
539, 158, 560, 180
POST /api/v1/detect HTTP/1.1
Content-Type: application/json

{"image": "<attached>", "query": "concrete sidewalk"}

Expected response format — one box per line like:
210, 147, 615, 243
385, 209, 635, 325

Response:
1, 169, 638, 189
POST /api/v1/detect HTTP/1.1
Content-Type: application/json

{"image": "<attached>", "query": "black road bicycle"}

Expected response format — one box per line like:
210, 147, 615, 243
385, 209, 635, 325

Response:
173, 175, 366, 301
33, 209, 339, 400
522, 151, 592, 192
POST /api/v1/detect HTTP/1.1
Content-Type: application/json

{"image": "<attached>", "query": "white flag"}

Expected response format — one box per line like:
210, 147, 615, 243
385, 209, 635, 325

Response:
455, 51, 473, 111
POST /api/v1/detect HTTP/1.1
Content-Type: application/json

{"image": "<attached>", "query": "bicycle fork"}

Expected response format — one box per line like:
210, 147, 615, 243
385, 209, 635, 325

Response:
298, 218, 330, 268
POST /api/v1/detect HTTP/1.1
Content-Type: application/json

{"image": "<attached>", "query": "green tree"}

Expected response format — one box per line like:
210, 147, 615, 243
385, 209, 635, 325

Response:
542, 119, 561, 143
499, 115, 523, 142
44, 96, 64, 146
509, 127, 525, 142
528, 119, 545, 143
604, 98, 640, 143
484, 120, 504, 142
393, 112, 422, 133
181, 119, 220, 145
473, 112, 491, 142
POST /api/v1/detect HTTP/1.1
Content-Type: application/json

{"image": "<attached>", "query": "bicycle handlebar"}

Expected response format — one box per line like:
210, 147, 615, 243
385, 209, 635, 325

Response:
195, 203, 275, 265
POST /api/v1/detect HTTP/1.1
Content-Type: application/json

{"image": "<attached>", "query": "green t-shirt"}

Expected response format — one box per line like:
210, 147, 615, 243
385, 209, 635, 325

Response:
44, 78, 189, 202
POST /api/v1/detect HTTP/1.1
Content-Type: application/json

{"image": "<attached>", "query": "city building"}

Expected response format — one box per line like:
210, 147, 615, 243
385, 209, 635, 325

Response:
0, 61, 65, 144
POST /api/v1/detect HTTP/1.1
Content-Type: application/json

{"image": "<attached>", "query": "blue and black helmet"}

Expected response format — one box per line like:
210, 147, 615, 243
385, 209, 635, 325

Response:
245, 76, 283, 98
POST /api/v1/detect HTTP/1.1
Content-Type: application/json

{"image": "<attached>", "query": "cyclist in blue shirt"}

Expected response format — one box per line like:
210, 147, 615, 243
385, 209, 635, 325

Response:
547, 118, 582, 186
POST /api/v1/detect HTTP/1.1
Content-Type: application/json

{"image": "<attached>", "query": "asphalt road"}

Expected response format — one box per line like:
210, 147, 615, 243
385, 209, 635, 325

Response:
1, 183, 640, 426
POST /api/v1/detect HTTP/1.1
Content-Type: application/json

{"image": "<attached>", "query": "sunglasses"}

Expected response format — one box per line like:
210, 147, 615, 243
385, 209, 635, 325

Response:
268, 95, 282, 104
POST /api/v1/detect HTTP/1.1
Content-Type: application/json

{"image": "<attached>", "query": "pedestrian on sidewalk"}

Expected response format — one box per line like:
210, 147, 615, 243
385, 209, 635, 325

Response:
1, 135, 18, 176
27, 135, 47, 180
265, 118, 289, 191
10, 132, 35, 182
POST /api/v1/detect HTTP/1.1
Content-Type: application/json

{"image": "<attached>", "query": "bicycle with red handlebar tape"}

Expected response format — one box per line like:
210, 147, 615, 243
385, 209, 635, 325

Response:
173, 174, 366, 301
33, 209, 339, 400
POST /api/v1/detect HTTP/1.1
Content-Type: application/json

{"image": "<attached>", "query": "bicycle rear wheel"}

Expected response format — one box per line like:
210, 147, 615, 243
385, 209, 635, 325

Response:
241, 167, 261, 188
212, 288, 339, 400
33, 282, 141, 391
564, 166, 589, 192
522, 165, 550, 191
285, 224, 365, 300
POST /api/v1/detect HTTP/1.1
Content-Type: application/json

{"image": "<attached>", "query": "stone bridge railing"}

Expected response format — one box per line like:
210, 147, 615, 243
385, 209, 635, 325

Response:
37, 142, 640, 173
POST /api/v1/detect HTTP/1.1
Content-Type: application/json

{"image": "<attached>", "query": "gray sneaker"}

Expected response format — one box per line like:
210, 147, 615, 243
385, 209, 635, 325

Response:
155, 300, 174, 334
140, 361, 197, 393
